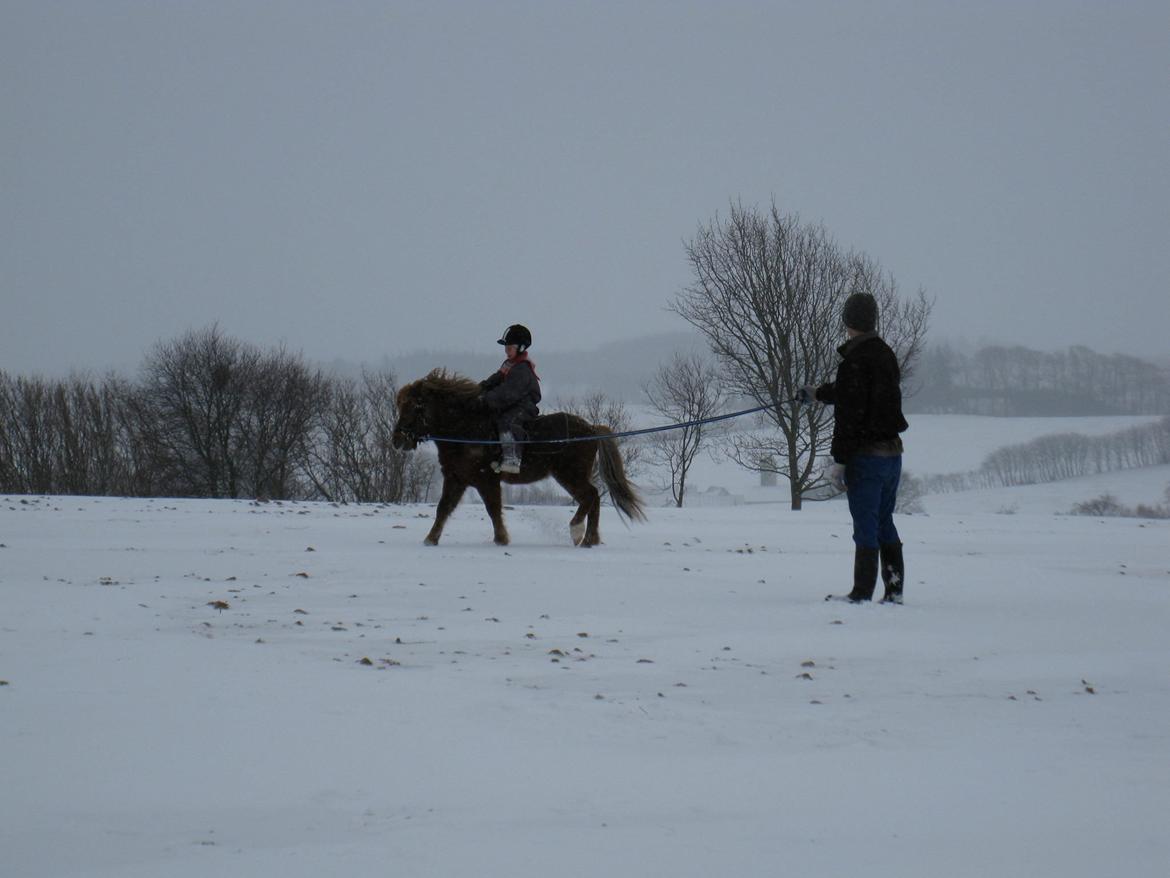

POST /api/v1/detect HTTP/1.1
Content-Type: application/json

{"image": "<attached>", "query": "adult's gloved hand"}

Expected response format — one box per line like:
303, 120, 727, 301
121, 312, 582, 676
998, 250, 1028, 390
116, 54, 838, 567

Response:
826, 463, 847, 493
796, 385, 818, 405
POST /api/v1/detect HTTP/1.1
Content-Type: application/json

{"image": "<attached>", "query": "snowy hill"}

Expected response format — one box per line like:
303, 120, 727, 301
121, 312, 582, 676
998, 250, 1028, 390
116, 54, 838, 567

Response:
632, 412, 1168, 512
3, 469, 1168, 876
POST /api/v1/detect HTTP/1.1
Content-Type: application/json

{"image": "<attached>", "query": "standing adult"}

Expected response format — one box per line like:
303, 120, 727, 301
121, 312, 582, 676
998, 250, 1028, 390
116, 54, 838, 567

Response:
800, 293, 909, 603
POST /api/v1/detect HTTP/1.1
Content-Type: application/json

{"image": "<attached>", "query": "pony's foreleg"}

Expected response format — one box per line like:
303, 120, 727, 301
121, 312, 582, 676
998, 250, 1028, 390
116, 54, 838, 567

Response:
424, 478, 467, 546
475, 478, 509, 546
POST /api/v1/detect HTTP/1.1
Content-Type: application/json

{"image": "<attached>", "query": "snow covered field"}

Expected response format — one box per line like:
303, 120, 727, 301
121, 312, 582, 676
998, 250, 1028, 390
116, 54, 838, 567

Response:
3, 416, 1169, 877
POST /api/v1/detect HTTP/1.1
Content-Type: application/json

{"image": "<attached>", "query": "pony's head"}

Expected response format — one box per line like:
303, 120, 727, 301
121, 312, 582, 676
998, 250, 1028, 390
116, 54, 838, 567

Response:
391, 381, 429, 451
392, 369, 482, 450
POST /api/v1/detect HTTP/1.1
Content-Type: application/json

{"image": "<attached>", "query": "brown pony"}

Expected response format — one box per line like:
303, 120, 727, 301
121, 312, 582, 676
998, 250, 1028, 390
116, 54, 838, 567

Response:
392, 370, 645, 547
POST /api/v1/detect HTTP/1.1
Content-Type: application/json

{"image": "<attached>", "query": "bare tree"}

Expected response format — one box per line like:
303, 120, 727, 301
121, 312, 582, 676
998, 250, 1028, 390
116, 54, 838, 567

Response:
642, 354, 726, 507
671, 202, 931, 509
0, 371, 140, 496
0, 373, 57, 493
136, 325, 260, 498
0, 372, 17, 491
54, 374, 132, 496
0, 336, 445, 503
237, 346, 328, 499
303, 370, 435, 503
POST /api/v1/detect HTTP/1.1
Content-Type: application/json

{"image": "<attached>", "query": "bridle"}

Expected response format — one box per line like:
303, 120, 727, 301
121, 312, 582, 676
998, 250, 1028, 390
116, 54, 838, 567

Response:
394, 401, 431, 447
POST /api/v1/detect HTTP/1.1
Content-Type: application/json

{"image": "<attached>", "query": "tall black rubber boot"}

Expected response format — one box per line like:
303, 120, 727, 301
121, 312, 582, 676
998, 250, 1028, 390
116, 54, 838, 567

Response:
851, 546, 880, 602
826, 547, 879, 603
880, 542, 905, 604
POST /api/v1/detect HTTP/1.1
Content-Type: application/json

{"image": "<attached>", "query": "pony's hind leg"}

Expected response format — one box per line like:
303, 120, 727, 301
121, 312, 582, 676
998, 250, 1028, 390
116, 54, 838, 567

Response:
558, 477, 600, 547
569, 501, 588, 546
570, 514, 586, 546
424, 478, 467, 546
582, 484, 602, 546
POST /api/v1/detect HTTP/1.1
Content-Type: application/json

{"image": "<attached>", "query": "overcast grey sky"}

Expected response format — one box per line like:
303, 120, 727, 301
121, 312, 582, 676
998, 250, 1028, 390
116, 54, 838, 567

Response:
3, 1, 1168, 375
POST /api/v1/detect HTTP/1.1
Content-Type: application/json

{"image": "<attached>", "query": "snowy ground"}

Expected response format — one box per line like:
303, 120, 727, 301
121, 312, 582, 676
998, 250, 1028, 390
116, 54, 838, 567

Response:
3, 446, 1169, 877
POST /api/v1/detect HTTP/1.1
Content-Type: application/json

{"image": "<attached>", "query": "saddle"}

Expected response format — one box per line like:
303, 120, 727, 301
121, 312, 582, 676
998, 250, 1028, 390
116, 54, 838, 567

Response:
517, 412, 582, 444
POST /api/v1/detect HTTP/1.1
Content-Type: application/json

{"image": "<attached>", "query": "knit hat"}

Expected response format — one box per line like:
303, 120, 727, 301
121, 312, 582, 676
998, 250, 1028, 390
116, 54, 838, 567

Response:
842, 293, 878, 333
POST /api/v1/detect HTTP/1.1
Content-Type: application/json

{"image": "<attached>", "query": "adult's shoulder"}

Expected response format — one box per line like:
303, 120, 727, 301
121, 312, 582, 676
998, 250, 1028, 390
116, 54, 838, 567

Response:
856, 335, 897, 360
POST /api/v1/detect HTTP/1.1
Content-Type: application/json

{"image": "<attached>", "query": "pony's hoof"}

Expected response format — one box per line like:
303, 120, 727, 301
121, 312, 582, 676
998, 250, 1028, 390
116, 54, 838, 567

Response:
423, 537, 439, 547
570, 521, 586, 546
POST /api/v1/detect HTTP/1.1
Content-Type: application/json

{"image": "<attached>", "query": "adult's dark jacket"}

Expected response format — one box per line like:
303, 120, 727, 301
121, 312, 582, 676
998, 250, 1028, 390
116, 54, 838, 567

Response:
816, 332, 909, 464
480, 356, 541, 425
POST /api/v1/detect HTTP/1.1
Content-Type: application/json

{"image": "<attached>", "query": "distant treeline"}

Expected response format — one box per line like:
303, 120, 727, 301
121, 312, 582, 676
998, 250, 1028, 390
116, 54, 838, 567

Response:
910, 344, 1170, 415
0, 327, 435, 502
917, 416, 1170, 494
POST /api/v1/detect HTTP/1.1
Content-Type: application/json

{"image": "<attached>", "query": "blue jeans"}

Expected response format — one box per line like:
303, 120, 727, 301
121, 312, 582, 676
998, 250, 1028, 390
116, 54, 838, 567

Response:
846, 455, 902, 549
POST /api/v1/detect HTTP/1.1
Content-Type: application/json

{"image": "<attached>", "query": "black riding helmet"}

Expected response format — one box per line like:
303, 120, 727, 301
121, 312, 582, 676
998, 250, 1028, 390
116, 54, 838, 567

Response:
497, 324, 532, 352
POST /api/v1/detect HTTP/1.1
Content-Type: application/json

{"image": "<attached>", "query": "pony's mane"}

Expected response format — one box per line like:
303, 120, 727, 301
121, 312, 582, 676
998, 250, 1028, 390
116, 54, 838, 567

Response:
400, 368, 482, 404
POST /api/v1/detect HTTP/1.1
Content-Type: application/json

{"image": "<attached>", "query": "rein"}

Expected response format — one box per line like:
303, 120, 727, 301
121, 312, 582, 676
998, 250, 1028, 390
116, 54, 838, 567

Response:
422, 400, 798, 446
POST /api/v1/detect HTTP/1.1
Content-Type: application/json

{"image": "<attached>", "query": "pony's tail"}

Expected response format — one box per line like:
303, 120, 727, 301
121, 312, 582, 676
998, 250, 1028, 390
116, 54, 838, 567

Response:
592, 427, 647, 523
